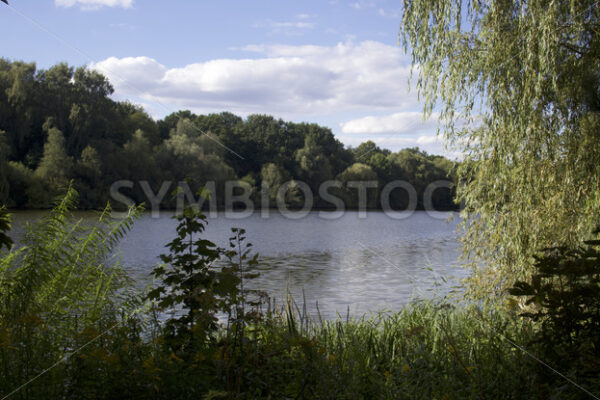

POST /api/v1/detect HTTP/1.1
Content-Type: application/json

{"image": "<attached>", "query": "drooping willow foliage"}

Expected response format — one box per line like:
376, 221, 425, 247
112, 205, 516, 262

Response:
400, 0, 600, 298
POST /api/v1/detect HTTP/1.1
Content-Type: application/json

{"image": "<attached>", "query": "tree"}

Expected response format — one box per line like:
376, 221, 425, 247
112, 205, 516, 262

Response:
295, 127, 334, 192
75, 145, 104, 208
261, 162, 290, 203
33, 125, 74, 205
400, 0, 600, 297
163, 118, 236, 206
6, 162, 34, 207
336, 163, 379, 209
2, 61, 37, 160
37, 63, 75, 131
36, 125, 73, 185
0, 130, 9, 204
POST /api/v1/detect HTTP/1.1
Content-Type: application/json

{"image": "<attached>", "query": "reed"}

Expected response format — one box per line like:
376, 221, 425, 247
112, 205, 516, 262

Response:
0, 193, 595, 399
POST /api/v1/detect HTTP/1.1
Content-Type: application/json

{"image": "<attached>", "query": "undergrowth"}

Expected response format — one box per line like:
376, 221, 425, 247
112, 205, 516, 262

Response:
0, 191, 597, 399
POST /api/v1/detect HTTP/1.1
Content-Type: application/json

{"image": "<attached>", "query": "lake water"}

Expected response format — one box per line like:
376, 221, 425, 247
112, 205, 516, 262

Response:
7, 210, 467, 319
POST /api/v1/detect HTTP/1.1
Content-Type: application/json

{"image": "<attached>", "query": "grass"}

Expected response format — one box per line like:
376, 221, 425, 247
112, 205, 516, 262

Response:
0, 297, 550, 399
1, 195, 598, 399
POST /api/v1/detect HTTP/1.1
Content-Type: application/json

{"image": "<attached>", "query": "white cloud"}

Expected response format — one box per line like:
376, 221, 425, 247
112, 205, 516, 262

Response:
55, 0, 133, 10
416, 135, 440, 145
340, 112, 439, 135
90, 41, 418, 119
93, 56, 166, 88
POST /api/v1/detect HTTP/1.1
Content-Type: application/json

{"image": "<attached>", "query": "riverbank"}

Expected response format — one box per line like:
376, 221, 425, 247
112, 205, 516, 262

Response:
0, 297, 583, 399
1, 197, 598, 399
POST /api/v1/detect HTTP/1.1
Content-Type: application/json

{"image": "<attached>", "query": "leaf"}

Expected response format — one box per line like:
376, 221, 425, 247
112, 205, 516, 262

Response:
508, 281, 534, 297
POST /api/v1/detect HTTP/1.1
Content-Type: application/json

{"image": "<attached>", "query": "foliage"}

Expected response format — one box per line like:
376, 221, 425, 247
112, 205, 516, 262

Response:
260, 162, 289, 203
3, 193, 597, 399
335, 163, 379, 209
0, 59, 457, 211
147, 207, 224, 347
0, 187, 141, 398
0, 206, 11, 251
146, 207, 261, 357
509, 235, 600, 385
5, 161, 34, 208
0, 130, 9, 204
399, 0, 600, 297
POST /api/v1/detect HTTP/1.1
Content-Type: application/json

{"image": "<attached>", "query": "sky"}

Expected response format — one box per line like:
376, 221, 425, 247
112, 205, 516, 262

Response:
0, 0, 451, 156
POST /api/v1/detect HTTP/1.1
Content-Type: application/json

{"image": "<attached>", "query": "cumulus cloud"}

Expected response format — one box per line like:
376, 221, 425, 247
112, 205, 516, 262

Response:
90, 41, 417, 119
416, 135, 440, 145
340, 112, 439, 135
55, 0, 133, 10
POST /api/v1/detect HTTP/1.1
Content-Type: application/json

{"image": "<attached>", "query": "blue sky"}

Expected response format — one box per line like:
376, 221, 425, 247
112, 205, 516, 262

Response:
1, 0, 450, 155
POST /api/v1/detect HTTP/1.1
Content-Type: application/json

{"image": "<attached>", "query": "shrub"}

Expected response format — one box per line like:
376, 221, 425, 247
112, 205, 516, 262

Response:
0, 188, 141, 398
509, 234, 600, 395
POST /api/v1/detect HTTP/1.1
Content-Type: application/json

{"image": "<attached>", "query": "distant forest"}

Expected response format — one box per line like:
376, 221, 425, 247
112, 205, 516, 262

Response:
0, 60, 458, 210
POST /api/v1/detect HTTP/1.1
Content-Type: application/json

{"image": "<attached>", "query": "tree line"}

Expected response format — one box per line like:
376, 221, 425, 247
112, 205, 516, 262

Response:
0, 59, 458, 210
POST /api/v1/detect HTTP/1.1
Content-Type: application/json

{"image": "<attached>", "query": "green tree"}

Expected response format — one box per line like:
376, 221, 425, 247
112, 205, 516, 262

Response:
31, 125, 74, 206
400, 0, 600, 297
121, 129, 161, 205
35, 125, 73, 187
336, 163, 379, 209
6, 161, 34, 207
261, 162, 290, 203
162, 118, 236, 206
75, 145, 104, 208
295, 127, 334, 192
38, 63, 75, 132
2, 61, 37, 161
0, 130, 9, 204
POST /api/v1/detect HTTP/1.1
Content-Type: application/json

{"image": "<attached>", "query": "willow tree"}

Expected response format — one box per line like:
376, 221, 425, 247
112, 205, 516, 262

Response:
400, 1, 600, 298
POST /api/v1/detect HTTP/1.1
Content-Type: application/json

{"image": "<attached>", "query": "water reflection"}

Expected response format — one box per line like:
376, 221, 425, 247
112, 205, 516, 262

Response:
7, 210, 467, 319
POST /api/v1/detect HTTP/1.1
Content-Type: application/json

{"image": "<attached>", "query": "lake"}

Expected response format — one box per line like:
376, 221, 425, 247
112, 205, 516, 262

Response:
7, 210, 467, 319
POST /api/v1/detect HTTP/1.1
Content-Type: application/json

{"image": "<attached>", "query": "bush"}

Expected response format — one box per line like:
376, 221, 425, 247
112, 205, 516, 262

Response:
509, 235, 600, 396
0, 188, 142, 398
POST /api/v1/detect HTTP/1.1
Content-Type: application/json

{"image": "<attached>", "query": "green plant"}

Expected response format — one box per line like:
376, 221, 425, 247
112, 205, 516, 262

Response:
147, 207, 223, 348
146, 208, 253, 350
0, 206, 11, 251
0, 187, 141, 398
509, 235, 600, 392
400, 0, 600, 300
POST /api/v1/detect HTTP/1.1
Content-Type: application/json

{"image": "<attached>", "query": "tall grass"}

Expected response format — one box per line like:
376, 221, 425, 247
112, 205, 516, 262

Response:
0, 194, 595, 399
241, 300, 538, 399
